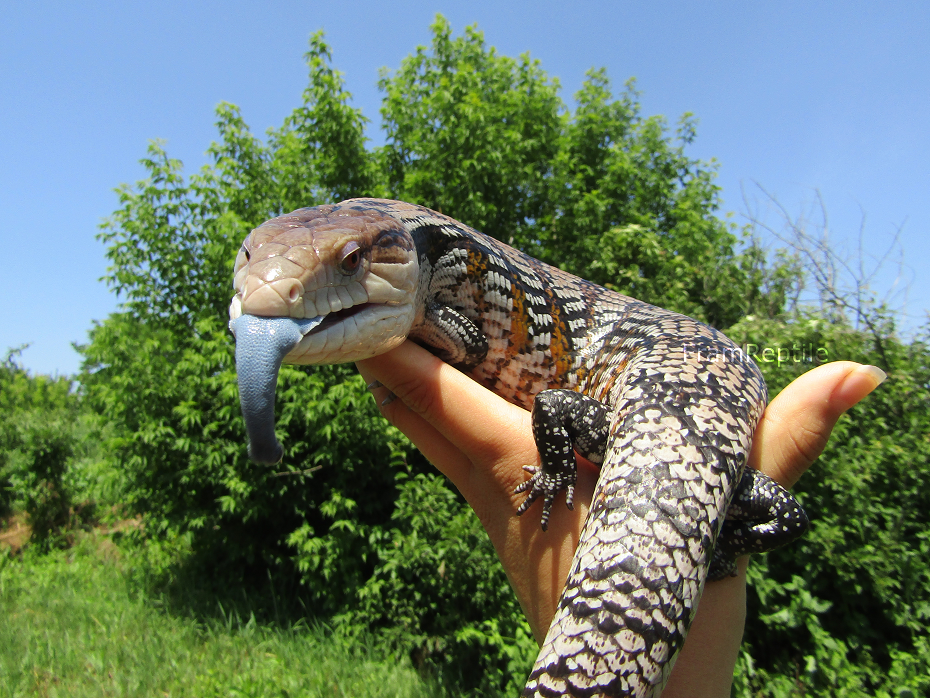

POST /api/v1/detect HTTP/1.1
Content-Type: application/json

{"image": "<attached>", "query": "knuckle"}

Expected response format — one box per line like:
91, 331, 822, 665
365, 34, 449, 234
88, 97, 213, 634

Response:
385, 374, 441, 419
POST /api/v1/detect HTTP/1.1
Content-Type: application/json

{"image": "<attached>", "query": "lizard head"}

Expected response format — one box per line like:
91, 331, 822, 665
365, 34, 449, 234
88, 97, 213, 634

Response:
228, 202, 420, 464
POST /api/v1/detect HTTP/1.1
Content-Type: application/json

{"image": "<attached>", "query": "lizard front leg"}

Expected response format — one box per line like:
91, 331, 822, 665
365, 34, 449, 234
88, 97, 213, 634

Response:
516, 389, 611, 530
410, 300, 488, 370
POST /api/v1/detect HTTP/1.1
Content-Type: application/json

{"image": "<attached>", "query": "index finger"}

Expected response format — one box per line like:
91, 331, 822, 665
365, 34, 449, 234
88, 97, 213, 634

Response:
356, 341, 537, 500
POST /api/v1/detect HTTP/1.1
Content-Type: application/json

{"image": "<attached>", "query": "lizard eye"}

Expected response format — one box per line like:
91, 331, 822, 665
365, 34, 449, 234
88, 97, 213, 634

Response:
234, 244, 251, 274
339, 241, 363, 274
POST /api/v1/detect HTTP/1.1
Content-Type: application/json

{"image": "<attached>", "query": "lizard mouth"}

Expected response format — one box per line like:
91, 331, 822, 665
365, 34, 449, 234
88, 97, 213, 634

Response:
229, 302, 392, 464
312, 302, 371, 332
230, 295, 416, 464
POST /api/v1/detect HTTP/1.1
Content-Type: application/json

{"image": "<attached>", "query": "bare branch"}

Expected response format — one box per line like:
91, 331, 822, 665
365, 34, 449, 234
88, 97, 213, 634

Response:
739, 182, 918, 369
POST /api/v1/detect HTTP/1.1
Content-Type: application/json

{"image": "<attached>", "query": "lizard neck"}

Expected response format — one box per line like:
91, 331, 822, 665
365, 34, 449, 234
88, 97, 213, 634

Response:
406, 217, 634, 410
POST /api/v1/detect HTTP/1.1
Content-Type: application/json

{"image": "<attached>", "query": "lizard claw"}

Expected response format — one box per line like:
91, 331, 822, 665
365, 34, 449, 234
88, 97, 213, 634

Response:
515, 466, 575, 531
365, 379, 398, 406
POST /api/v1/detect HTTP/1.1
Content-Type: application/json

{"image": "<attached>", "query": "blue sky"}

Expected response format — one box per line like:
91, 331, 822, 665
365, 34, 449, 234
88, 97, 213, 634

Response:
2, 1, 928, 376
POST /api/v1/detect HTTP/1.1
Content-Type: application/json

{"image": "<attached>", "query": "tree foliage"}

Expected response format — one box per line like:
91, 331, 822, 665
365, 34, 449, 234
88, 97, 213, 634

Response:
35, 14, 925, 696
379, 18, 561, 243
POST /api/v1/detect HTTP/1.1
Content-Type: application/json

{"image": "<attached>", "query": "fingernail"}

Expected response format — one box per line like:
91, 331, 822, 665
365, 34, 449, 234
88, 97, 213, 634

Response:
858, 365, 887, 388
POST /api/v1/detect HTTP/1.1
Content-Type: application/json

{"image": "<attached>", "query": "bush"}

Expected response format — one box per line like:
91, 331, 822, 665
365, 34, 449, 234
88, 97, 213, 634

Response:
0, 348, 81, 546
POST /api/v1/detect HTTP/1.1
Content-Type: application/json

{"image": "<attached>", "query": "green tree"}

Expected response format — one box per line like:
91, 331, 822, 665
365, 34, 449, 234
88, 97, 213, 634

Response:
378, 18, 791, 329
532, 70, 795, 328
85, 64, 401, 603
379, 16, 561, 243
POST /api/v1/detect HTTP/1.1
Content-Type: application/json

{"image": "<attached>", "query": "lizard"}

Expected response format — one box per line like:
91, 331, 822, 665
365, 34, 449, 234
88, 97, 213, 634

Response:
228, 198, 809, 697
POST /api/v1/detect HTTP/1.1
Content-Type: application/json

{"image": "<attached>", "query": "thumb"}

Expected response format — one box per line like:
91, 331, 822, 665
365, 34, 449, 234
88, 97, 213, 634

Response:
749, 361, 886, 487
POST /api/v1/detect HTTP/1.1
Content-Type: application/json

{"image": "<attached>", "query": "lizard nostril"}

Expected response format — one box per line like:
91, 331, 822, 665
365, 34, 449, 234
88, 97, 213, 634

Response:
288, 284, 300, 303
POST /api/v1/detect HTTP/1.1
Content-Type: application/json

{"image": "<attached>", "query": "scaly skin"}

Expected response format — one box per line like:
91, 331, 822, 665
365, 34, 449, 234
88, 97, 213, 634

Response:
228, 199, 806, 697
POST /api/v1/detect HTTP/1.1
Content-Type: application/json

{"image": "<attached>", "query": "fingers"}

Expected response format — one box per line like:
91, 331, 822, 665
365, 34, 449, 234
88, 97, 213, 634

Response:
355, 341, 536, 500
749, 361, 886, 487
359, 350, 886, 498
356, 341, 584, 639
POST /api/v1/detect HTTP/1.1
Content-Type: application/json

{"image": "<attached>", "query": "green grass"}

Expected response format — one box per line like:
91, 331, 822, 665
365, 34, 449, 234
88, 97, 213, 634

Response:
0, 535, 438, 698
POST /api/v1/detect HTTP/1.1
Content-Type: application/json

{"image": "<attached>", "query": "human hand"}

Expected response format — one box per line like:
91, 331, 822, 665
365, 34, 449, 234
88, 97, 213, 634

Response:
356, 343, 885, 695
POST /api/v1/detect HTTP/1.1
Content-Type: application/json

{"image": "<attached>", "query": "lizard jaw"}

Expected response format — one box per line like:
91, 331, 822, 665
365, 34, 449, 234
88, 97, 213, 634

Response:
229, 294, 416, 366
229, 300, 414, 464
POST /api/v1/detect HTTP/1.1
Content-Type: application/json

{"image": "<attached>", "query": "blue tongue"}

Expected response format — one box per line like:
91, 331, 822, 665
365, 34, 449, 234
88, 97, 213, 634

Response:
229, 315, 324, 464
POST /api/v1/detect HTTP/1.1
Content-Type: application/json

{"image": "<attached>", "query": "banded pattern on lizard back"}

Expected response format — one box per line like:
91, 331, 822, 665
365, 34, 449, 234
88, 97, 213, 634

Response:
228, 199, 808, 697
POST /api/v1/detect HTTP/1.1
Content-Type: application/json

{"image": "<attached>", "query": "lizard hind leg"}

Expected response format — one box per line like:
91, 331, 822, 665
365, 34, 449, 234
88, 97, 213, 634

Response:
708, 467, 810, 580
515, 389, 611, 531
